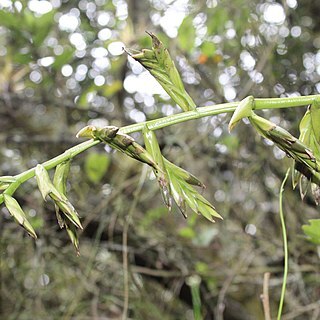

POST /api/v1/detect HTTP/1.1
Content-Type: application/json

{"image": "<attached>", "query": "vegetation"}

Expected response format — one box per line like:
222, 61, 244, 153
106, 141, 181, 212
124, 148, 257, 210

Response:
1, 1, 319, 319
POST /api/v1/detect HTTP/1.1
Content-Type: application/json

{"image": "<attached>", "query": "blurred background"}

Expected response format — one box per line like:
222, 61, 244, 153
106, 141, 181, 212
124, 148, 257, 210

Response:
0, 0, 319, 319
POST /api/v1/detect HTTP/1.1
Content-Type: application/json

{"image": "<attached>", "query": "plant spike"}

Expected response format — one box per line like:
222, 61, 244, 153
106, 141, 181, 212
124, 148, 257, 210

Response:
127, 32, 196, 112
166, 162, 222, 221
3, 194, 37, 239
292, 99, 320, 203
53, 160, 71, 228
77, 125, 160, 171
250, 113, 320, 175
228, 95, 254, 132
35, 164, 83, 230
164, 158, 205, 188
78, 124, 222, 221
229, 96, 320, 191
146, 31, 185, 93
142, 125, 172, 209
53, 160, 80, 254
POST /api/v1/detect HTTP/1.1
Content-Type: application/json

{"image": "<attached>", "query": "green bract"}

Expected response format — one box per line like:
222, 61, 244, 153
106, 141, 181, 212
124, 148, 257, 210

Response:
77, 125, 159, 170
35, 164, 83, 230
293, 100, 320, 202
141, 126, 221, 221
53, 160, 80, 255
229, 96, 320, 195
142, 126, 172, 209
3, 194, 37, 239
228, 95, 254, 132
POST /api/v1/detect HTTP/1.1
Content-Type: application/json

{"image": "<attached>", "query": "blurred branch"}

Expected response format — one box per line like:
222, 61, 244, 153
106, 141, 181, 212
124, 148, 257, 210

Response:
122, 165, 148, 320
260, 272, 271, 320
215, 251, 255, 320
281, 301, 320, 320
238, 41, 277, 100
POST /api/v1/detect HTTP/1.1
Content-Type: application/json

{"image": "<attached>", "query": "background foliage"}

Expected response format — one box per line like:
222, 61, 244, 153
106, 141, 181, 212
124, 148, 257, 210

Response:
0, 0, 319, 319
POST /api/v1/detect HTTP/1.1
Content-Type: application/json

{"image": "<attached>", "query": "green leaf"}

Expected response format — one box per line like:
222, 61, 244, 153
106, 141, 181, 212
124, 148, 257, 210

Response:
178, 16, 195, 52
66, 223, 80, 256
32, 11, 55, 46
102, 80, 123, 97
85, 152, 110, 184
52, 47, 75, 70
35, 164, 54, 200
229, 96, 254, 132
207, 7, 228, 34
200, 41, 216, 57
53, 161, 71, 195
0, 10, 16, 29
302, 219, 320, 244
53, 161, 71, 228
13, 52, 33, 64
178, 227, 196, 239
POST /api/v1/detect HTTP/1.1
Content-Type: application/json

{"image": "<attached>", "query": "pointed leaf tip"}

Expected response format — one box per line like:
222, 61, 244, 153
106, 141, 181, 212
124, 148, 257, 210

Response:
3, 194, 37, 239
228, 96, 254, 132
35, 164, 52, 200
76, 125, 96, 139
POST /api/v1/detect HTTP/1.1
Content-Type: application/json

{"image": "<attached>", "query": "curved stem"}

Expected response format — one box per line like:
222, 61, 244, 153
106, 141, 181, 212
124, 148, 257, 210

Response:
120, 95, 320, 134
277, 168, 290, 320
1, 94, 318, 205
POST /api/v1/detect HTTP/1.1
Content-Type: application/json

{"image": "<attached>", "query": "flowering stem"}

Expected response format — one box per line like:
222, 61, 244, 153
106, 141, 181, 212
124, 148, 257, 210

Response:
1, 94, 318, 204
120, 95, 320, 133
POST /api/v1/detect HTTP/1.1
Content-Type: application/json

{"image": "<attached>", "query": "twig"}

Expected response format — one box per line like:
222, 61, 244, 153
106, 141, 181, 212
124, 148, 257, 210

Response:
281, 301, 320, 320
260, 272, 271, 320
215, 251, 255, 320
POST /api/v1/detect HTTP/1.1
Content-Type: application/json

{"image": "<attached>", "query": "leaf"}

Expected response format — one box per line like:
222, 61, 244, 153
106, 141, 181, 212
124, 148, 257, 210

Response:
85, 152, 110, 184
302, 219, 320, 245
32, 11, 55, 47
13, 52, 33, 64
178, 227, 196, 239
53, 161, 71, 228
52, 47, 75, 70
229, 96, 254, 132
207, 7, 228, 34
0, 10, 16, 29
53, 161, 71, 195
200, 41, 216, 57
35, 164, 54, 200
178, 16, 196, 53
293, 101, 320, 194
102, 80, 122, 97
143, 126, 172, 209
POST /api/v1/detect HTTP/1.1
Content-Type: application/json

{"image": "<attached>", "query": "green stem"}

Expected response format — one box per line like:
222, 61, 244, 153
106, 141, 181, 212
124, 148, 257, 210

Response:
120, 95, 320, 133
1, 140, 100, 202
1, 94, 318, 204
277, 168, 290, 320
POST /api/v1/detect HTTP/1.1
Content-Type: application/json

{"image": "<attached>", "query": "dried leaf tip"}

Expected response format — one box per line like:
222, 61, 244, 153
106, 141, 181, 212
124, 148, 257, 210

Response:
76, 125, 97, 139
